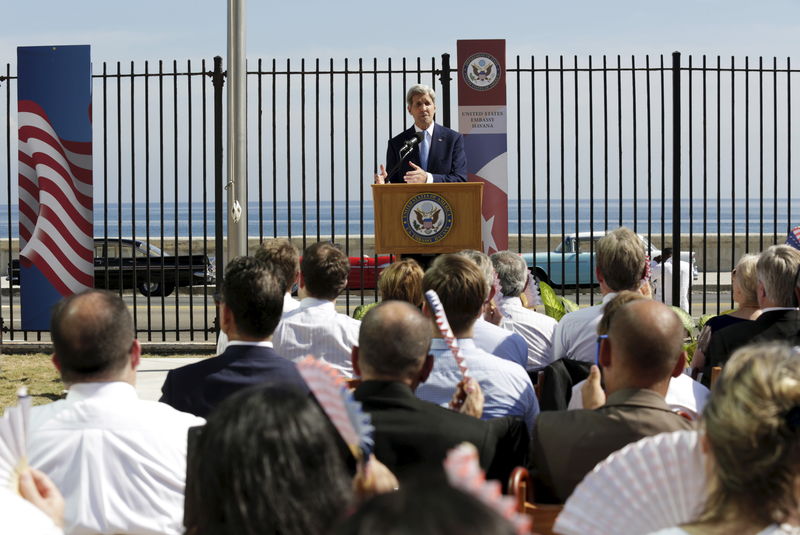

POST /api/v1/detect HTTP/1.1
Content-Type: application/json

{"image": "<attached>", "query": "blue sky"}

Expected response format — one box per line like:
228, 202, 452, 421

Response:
2, 0, 800, 63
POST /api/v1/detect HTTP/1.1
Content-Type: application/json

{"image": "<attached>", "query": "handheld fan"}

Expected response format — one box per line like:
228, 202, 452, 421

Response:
444, 442, 531, 535
0, 387, 32, 492
424, 289, 470, 378
554, 430, 706, 535
297, 356, 374, 460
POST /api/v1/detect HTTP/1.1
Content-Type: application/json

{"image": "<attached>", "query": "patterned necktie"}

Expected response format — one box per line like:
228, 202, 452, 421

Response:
419, 131, 429, 170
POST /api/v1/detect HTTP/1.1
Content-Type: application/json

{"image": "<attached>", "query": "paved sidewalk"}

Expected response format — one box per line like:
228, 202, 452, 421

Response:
136, 357, 204, 401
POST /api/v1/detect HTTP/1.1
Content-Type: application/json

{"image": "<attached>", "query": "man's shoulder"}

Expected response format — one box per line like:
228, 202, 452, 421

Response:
465, 346, 531, 384
509, 306, 558, 329
433, 123, 462, 139
389, 126, 416, 144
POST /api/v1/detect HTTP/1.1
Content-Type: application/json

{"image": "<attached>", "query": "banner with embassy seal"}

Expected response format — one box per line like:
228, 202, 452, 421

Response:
457, 39, 507, 255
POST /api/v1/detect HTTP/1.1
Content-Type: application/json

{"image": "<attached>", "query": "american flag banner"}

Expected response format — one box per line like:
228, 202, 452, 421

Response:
457, 40, 508, 255
17, 46, 92, 330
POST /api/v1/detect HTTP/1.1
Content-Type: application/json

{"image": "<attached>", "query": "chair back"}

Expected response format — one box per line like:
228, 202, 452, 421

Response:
507, 466, 564, 535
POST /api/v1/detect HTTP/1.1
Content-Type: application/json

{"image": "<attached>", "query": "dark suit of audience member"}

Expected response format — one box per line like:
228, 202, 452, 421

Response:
529, 299, 694, 503
703, 245, 800, 386
160, 343, 307, 418
160, 256, 307, 418
537, 358, 593, 412
352, 301, 527, 486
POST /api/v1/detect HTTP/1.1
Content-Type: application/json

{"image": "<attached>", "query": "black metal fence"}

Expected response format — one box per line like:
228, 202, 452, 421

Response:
0, 51, 797, 342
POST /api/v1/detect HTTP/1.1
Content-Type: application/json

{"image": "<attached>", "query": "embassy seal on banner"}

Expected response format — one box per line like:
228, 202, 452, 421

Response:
18, 45, 93, 330
457, 39, 507, 254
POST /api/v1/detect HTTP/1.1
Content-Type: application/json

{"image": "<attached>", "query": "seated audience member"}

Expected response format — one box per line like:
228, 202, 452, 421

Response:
273, 242, 360, 377
692, 253, 761, 376
334, 478, 517, 535
490, 251, 558, 371
2, 468, 64, 535
650, 342, 800, 535
216, 238, 301, 354
352, 258, 424, 320
551, 227, 647, 363
352, 301, 528, 483
704, 244, 800, 385
160, 256, 308, 417
458, 249, 528, 368
416, 254, 539, 430
567, 291, 710, 419
29, 290, 205, 535
529, 299, 694, 503
185, 385, 354, 535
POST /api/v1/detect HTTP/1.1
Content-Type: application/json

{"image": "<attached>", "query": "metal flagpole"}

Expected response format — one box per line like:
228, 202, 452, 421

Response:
226, 0, 247, 260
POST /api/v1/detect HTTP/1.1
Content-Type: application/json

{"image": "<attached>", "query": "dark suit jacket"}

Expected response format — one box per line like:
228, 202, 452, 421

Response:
354, 380, 527, 485
529, 388, 694, 503
385, 124, 467, 183
159, 343, 309, 418
704, 309, 800, 385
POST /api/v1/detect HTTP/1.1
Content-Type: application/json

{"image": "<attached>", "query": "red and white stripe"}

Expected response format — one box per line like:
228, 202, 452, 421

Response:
18, 100, 92, 296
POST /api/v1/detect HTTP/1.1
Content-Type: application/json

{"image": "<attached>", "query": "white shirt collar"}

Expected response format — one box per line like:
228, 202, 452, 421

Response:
601, 292, 619, 305
760, 307, 799, 313
65, 381, 138, 402
227, 340, 274, 348
299, 297, 336, 310
414, 123, 435, 137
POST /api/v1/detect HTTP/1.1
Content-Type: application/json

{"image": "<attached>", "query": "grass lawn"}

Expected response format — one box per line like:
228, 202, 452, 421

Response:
0, 353, 206, 411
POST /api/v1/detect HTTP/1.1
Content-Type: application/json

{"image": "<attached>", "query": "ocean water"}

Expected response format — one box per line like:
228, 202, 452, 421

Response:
0, 198, 795, 239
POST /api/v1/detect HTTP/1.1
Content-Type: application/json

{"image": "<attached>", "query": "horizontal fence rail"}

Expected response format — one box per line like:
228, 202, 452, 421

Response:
0, 51, 797, 342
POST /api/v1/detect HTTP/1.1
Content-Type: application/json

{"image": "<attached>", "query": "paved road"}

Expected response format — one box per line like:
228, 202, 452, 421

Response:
136, 357, 202, 401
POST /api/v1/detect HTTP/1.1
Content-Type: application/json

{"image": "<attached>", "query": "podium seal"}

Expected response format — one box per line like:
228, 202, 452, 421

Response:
401, 193, 454, 244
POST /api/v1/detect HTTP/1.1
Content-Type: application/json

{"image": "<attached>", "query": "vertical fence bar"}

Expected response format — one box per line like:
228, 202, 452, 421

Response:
617, 55, 623, 228
144, 61, 153, 341
645, 55, 653, 263
516, 55, 522, 251
257, 58, 263, 242
116, 62, 123, 301
745, 57, 750, 253
631, 55, 639, 233
545, 55, 551, 284
531, 55, 537, 265
286, 58, 292, 241
571, 55, 578, 303
201, 58, 209, 340
759, 56, 764, 252
730, 56, 736, 309
213, 57, 224, 337
659, 56, 666, 261
158, 60, 166, 340
589, 55, 596, 306
788, 58, 792, 236
773, 57, 778, 244
702, 55, 708, 313
358, 57, 365, 299
559, 55, 565, 294
716, 56, 721, 313
688, 56, 694, 313
329, 58, 335, 244
344, 58, 350, 310
272, 59, 278, 238
173, 60, 180, 340
3, 65, 12, 338
603, 56, 609, 233
315, 58, 321, 244
187, 60, 195, 339
130, 62, 138, 334
301, 58, 307, 250
671, 52, 682, 309
440, 53, 451, 129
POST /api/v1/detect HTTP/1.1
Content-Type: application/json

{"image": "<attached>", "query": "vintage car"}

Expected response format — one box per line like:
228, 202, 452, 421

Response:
9, 238, 215, 297
346, 254, 394, 290
521, 232, 698, 287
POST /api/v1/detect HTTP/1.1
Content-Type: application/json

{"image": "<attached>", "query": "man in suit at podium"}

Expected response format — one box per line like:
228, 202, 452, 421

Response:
374, 84, 467, 184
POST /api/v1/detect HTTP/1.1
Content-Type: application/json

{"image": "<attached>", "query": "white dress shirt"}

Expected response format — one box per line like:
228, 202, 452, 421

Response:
652, 259, 691, 312
414, 124, 435, 183
28, 382, 205, 535
215, 292, 300, 355
416, 338, 539, 431
550, 292, 618, 364
472, 317, 529, 369
567, 372, 711, 419
0, 486, 62, 535
272, 297, 360, 377
496, 295, 558, 371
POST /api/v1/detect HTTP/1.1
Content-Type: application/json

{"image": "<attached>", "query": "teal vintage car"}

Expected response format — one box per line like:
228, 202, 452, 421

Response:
521, 232, 698, 287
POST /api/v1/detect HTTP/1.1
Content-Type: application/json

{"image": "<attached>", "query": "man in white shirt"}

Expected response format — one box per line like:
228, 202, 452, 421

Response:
28, 290, 205, 535
458, 249, 529, 368
416, 254, 539, 431
216, 238, 301, 354
273, 242, 360, 377
490, 251, 558, 371
651, 247, 691, 313
550, 227, 647, 364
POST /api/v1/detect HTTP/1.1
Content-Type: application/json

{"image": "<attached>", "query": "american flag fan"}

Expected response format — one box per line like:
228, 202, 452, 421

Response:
16, 45, 93, 330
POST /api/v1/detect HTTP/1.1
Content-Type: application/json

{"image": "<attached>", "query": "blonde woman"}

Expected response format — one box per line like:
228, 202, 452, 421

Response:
692, 254, 761, 375
650, 342, 800, 535
353, 259, 424, 320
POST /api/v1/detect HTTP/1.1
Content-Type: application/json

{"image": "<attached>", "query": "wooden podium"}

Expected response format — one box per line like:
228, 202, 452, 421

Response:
372, 182, 483, 255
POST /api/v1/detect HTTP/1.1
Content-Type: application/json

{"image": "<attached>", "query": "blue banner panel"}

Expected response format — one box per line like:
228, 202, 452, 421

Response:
17, 45, 93, 330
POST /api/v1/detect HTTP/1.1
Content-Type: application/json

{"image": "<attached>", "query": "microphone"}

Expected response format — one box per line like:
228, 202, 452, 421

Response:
403, 131, 424, 150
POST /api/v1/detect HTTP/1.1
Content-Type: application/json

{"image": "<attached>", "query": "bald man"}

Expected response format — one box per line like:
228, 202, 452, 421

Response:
528, 299, 694, 503
352, 300, 528, 484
